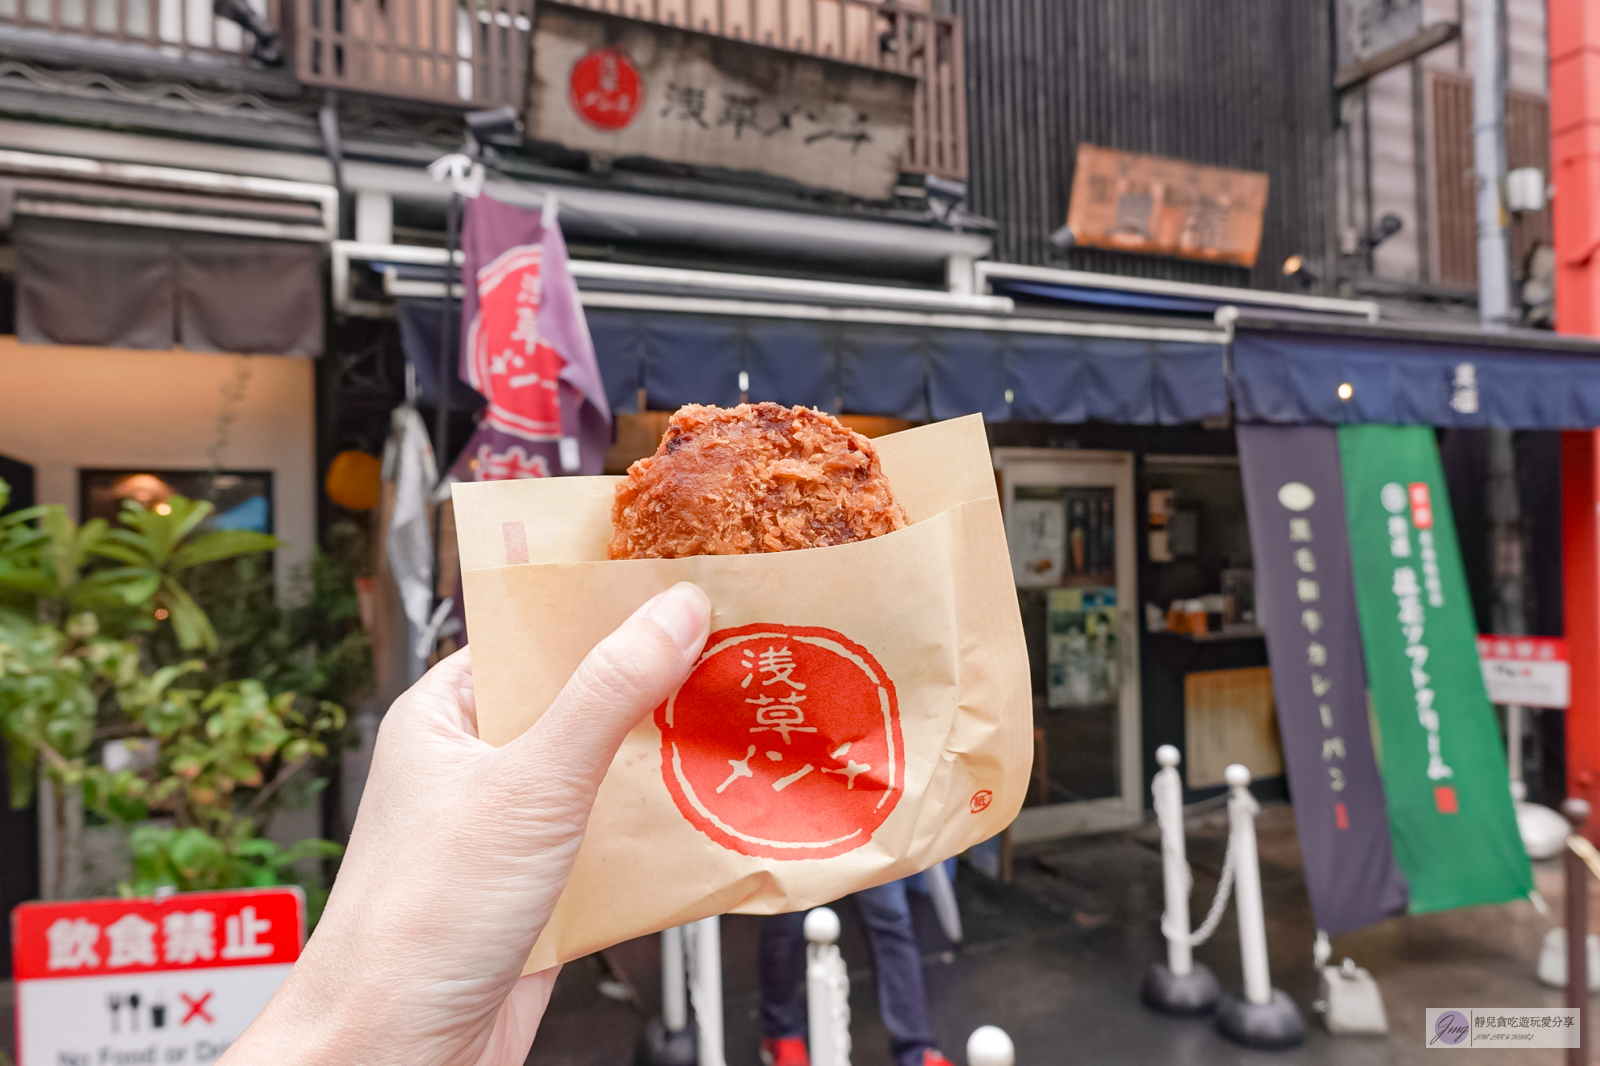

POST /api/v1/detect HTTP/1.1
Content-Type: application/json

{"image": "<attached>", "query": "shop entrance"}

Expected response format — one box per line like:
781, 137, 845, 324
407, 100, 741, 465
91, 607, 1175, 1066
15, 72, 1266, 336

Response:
994, 449, 1143, 842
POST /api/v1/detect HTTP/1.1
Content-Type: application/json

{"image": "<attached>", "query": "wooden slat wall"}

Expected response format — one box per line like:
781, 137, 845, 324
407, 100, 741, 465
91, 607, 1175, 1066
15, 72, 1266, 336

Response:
952, 0, 1332, 283
1506, 90, 1553, 279
1431, 72, 1551, 289
295, 0, 534, 108
0, 0, 278, 64
1432, 73, 1476, 288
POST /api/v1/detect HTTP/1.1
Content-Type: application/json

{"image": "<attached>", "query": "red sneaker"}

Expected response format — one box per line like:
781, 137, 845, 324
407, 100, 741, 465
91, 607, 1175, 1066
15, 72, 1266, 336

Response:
922, 1050, 955, 1066
760, 1037, 810, 1066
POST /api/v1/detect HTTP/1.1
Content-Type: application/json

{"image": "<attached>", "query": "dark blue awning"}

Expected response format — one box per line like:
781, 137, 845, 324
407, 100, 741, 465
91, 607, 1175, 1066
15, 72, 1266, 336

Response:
995, 278, 1225, 316
584, 309, 1229, 424
1232, 325, 1600, 429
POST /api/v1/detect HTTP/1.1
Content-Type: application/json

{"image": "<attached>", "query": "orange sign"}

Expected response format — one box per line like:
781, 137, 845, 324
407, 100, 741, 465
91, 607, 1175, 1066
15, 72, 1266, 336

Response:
1064, 145, 1270, 267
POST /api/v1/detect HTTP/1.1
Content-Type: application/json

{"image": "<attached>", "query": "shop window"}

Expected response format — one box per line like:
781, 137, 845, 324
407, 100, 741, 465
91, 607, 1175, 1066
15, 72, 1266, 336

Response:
79, 470, 274, 534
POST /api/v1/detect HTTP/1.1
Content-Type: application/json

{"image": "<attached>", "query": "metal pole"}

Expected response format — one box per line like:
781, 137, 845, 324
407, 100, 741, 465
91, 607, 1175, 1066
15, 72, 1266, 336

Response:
690, 916, 724, 1066
1226, 764, 1272, 1007
662, 925, 687, 1034
1472, 0, 1510, 329
1566, 798, 1591, 1066
424, 189, 460, 631
1155, 745, 1193, 977
1507, 703, 1526, 801
435, 190, 459, 467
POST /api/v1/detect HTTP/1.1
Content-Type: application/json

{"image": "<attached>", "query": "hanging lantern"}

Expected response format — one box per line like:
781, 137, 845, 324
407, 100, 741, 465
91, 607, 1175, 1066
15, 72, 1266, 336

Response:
325, 450, 382, 511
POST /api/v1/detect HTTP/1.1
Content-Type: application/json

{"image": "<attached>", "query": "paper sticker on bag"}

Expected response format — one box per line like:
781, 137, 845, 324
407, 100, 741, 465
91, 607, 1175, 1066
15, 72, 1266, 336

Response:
660, 624, 902, 859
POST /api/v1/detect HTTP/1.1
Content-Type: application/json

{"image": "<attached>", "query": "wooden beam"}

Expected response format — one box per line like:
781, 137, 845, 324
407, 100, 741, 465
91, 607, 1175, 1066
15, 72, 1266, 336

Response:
1334, 21, 1461, 91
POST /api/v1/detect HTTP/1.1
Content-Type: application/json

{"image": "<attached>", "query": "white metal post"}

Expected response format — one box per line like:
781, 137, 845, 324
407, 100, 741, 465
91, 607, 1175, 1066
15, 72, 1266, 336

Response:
662, 925, 688, 1033
1153, 745, 1193, 977
1472, 0, 1511, 328
1226, 764, 1272, 1007
1507, 703, 1527, 800
686, 916, 725, 1066
805, 907, 851, 1066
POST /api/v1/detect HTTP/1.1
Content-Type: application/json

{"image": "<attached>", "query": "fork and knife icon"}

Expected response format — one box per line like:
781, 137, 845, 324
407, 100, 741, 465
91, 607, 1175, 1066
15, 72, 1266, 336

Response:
107, 993, 166, 1033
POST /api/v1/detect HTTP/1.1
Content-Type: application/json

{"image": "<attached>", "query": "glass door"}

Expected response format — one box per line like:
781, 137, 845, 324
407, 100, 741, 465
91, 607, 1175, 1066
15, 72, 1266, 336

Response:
993, 449, 1142, 842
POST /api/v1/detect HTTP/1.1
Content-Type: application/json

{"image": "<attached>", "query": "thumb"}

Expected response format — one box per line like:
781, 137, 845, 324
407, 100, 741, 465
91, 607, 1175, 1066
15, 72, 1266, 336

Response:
486, 581, 711, 823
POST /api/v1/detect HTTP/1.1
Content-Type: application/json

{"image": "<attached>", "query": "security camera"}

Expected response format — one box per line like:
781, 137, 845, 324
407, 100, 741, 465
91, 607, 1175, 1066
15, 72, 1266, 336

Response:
465, 106, 523, 145
924, 175, 968, 205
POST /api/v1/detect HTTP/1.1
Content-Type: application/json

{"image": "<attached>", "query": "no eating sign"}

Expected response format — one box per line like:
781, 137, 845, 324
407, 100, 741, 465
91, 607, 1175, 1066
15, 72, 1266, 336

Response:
10, 887, 303, 1066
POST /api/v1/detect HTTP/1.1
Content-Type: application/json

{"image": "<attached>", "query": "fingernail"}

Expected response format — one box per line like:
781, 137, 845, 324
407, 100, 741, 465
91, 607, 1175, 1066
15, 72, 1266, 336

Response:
646, 582, 711, 649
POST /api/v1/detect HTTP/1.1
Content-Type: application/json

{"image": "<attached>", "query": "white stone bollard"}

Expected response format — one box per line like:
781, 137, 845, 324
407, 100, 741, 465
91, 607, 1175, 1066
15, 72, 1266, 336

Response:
1140, 745, 1220, 1015
662, 924, 688, 1033
685, 916, 726, 1066
965, 1026, 1014, 1066
1214, 764, 1305, 1049
805, 907, 852, 1066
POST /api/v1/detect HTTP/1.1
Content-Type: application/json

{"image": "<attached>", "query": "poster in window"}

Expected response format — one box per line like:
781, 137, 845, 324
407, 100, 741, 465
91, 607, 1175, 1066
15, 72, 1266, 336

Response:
1047, 587, 1119, 708
1009, 497, 1067, 588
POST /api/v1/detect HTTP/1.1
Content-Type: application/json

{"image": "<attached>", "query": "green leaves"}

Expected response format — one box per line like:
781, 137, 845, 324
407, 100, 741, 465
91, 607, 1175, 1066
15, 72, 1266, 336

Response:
123, 823, 344, 897
0, 478, 353, 929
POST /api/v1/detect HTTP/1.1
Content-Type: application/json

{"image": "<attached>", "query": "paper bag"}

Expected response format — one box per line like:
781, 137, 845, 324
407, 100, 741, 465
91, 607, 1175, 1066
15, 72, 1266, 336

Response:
452, 413, 1031, 971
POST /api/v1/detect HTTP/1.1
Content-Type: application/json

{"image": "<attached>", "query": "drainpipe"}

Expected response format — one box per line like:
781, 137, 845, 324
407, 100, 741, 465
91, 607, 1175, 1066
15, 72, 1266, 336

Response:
1551, 0, 1600, 829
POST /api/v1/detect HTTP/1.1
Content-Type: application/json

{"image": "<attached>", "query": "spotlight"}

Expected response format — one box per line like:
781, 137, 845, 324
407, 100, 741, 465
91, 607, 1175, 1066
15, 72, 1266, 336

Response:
1281, 254, 1320, 288
1337, 382, 1354, 401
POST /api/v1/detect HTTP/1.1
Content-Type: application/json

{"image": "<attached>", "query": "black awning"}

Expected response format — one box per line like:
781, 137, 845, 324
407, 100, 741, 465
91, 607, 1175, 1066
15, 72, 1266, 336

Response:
14, 221, 323, 357
1232, 319, 1600, 429
582, 308, 1230, 424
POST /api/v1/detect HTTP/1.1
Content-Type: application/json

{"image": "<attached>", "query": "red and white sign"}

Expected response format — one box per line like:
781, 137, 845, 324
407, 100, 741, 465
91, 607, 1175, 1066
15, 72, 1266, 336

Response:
1477, 635, 1569, 709
12, 887, 304, 1066
658, 624, 903, 860
465, 245, 564, 444
1408, 482, 1434, 530
568, 47, 643, 131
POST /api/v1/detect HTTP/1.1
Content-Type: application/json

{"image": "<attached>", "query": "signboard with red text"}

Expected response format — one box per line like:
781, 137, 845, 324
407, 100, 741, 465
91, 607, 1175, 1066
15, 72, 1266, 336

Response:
1477, 635, 1570, 709
11, 887, 303, 1066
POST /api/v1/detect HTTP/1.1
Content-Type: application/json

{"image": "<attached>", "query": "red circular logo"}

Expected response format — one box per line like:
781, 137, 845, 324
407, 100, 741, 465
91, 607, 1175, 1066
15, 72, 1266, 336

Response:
568, 48, 642, 131
657, 624, 903, 860
970, 790, 993, 814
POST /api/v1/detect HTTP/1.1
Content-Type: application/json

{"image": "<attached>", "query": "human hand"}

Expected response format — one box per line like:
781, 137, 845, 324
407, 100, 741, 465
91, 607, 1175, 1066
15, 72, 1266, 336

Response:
221, 582, 712, 1066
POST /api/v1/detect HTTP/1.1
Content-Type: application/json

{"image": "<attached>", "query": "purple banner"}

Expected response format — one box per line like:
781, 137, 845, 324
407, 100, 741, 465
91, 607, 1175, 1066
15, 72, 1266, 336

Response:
454, 194, 612, 481
1238, 424, 1408, 934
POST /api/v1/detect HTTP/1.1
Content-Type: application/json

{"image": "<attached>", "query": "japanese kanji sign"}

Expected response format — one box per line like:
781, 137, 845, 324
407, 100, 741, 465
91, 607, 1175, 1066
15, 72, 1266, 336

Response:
11, 887, 303, 1066
1339, 424, 1532, 912
455, 194, 612, 482
1064, 144, 1270, 267
528, 4, 915, 200
1238, 424, 1407, 934
1477, 635, 1569, 709
659, 624, 903, 859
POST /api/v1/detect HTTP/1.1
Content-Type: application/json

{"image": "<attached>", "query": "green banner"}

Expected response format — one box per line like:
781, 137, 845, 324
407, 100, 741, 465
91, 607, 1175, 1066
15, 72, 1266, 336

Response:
1338, 425, 1531, 912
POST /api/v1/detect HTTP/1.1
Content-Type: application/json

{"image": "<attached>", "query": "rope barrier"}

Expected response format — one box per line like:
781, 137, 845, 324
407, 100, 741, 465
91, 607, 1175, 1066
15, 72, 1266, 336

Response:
1155, 782, 1241, 948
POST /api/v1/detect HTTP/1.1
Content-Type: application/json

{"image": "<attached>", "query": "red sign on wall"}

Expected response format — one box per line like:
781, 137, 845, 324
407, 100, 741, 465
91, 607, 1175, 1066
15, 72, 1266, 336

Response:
12, 888, 304, 1066
568, 47, 643, 131
657, 624, 904, 861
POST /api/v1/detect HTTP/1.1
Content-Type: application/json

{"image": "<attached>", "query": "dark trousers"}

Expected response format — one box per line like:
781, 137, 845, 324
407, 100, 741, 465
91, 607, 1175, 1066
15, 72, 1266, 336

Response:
758, 879, 936, 1066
